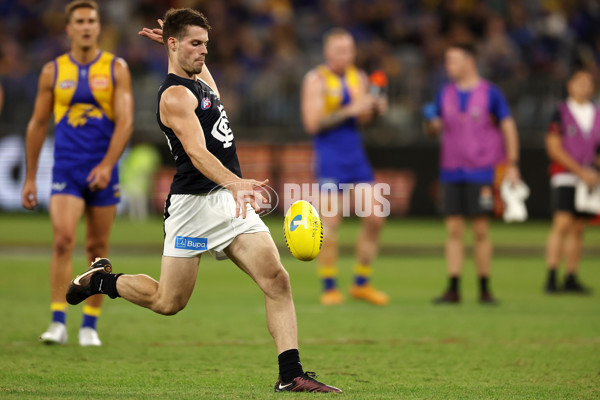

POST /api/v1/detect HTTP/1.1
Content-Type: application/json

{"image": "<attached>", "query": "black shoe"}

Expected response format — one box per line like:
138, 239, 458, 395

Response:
274, 372, 342, 393
433, 290, 460, 304
479, 292, 499, 305
563, 276, 592, 295
66, 258, 113, 305
545, 279, 560, 294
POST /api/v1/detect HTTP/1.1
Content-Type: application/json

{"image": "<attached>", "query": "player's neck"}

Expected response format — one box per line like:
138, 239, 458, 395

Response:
568, 96, 589, 106
455, 74, 480, 91
168, 62, 197, 80
70, 46, 100, 65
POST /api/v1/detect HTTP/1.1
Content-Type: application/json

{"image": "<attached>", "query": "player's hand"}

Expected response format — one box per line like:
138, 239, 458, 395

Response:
138, 19, 164, 45
505, 164, 521, 186
21, 178, 38, 210
230, 178, 269, 219
578, 167, 600, 187
87, 162, 113, 191
347, 94, 376, 118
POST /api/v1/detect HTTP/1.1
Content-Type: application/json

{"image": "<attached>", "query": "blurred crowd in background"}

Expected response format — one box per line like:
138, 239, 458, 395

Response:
2, 0, 600, 145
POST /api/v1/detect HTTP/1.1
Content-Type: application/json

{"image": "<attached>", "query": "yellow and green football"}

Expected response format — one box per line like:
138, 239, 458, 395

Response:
283, 200, 323, 261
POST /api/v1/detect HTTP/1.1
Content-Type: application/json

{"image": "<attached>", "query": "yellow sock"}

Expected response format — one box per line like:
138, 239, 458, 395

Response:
51, 302, 67, 324
354, 264, 372, 286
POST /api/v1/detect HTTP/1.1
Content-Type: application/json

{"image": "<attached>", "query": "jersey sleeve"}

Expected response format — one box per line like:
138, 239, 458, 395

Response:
547, 108, 562, 136
488, 85, 511, 121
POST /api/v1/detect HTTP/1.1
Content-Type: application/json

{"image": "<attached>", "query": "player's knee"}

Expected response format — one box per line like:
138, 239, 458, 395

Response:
262, 267, 291, 298
85, 240, 108, 260
364, 214, 385, 232
473, 229, 489, 243
447, 225, 464, 240
152, 299, 186, 316
53, 233, 76, 256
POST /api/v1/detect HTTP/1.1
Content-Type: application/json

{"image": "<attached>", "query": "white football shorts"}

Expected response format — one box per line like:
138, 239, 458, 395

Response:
163, 190, 269, 260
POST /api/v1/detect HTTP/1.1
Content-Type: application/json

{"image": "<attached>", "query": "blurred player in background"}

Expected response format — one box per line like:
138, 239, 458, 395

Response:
544, 70, 600, 294
423, 43, 521, 304
66, 9, 341, 393
21, 0, 133, 345
301, 28, 389, 306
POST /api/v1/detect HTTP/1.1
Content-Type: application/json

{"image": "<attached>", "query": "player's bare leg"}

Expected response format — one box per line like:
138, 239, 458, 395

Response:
545, 212, 572, 293
473, 216, 496, 304
351, 185, 388, 305
116, 256, 200, 314
434, 215, 465, 304
562, 218, 590, 293
78, 205, 116, 345
224, 232, 297, 353
41, 195, 85, 344
318, 191, 344, 305
224, 231, 341, 393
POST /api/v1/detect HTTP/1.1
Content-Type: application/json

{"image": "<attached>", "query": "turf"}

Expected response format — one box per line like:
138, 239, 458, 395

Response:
0, 214, 599, 399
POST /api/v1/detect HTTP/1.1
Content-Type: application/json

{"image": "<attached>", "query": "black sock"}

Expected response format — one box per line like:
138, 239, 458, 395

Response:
278, 349, 303, 383
449, 276, 459, 292
92, 273, 122, 299
547, 268, 557, 284
565, 272, 575, 283
479, 276, 489, 294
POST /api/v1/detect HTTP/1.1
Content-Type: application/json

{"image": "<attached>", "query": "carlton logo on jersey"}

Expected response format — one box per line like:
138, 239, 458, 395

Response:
211, 103, 234, 148
67, 103, 103, 127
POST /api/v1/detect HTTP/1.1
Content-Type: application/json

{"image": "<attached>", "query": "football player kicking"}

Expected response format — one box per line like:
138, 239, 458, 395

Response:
66, 8, 341, 393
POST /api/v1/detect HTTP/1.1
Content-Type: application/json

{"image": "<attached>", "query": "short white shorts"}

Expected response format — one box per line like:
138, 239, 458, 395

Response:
163, 190, 269, 259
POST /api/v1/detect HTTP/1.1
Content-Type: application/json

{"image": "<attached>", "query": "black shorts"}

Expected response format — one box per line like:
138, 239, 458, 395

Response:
551, 186, 596, 218
440, 182, 494, 217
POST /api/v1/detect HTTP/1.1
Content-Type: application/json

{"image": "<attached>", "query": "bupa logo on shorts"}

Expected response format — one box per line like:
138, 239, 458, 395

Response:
201, 97, 212, 110
175, 236, 208, 250
290, 215, 307, 231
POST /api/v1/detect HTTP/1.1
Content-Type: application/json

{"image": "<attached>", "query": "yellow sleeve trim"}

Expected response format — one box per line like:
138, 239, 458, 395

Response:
82, 305, 102, 317
50, 302, 68, 312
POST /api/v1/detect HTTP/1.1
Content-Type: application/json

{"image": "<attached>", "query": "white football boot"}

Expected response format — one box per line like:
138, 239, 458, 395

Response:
79, 327, 102, 346
40, 322, 68, 345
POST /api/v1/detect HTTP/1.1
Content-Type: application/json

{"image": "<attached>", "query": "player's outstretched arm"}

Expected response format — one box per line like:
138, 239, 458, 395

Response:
160, 86, 266, 218
139, 19, 221, 98
22, 62, 54, 210
87, 58, 134, 191
546, 130, 600, 186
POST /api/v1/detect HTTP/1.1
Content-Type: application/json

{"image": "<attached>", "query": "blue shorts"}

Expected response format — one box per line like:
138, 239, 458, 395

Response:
315, 150, 374, 186
51, 164, 120, 207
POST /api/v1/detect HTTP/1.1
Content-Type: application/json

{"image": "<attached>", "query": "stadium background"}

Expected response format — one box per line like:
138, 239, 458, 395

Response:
2, 0, 600, 217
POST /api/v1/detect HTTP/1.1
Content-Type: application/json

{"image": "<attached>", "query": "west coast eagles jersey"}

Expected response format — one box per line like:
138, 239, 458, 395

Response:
53, 51, 116, 167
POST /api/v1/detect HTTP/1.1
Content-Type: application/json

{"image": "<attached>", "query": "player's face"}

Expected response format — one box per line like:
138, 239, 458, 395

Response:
445, 48, 471, 81
176, 26, 209, 76
324, 35, 356, 72
66, 8, 100, 51
568, 72, 594, 102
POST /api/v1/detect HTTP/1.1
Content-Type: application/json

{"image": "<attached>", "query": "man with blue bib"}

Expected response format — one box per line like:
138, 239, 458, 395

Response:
21, 0, 133, 345
301, 28, 389, 306
424, 43, 521, 304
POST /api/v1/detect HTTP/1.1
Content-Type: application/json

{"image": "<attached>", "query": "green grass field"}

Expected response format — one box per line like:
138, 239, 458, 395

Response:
0, 214, 599, 399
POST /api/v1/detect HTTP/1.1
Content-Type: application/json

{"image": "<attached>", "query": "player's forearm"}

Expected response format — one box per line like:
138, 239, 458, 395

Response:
501, 118, 520, 164
189, 146, 241, 186
424, 119, 442, 137
24, 120, 49, 180
317, 108, 353, 132
101, 122, 133, 167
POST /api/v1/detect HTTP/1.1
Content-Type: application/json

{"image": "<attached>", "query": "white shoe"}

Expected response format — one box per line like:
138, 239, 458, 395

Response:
40, 322, 68, 345
79, 327, 102, 346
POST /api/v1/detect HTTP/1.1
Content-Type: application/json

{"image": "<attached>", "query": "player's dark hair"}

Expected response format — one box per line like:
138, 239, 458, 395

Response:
447, 43, 477, 58
162, 8, 211, 49
65, 0, 99, 24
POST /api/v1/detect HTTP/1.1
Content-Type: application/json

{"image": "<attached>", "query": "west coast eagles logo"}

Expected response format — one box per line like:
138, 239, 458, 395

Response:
201, 97, 212, 110
67, 103, 103, 127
